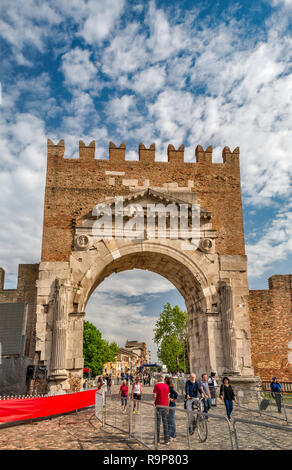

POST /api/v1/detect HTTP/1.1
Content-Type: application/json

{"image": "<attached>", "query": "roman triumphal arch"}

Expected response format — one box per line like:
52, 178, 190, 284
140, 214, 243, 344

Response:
33, 139, 260, 395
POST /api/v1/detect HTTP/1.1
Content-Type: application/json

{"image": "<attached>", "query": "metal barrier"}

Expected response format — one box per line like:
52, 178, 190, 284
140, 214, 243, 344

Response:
95, 390, 105, 424
98, 394, 234, 450
235, 389, 292, 425
232, 417, 292, 450
262, 381, 292, 393
95, 389, 292, 450
103, 393, 131, 437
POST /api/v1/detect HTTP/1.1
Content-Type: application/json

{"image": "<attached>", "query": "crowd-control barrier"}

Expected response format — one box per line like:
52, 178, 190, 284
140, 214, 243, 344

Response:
0, 389, 98, 424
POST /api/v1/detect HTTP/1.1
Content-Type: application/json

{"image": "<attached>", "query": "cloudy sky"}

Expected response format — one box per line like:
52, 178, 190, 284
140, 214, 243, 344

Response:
1, 0, 292, 360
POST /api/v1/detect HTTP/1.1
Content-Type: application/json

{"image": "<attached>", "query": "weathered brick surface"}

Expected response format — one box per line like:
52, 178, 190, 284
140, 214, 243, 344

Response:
41, 141, 245, 261
248, 275, 292, 382
0, 264, 39, 359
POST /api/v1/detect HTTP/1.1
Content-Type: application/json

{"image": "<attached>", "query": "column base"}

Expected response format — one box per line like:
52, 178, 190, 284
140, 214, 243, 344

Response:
49, 369, 68, 380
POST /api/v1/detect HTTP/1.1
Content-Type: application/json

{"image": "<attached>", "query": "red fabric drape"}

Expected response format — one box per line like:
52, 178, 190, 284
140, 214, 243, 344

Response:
0, 389, 98, 424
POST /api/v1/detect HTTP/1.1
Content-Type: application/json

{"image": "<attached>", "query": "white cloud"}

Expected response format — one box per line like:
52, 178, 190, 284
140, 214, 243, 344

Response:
131, 66, 166, 95
0, 111, 47, 286
0, 0, 61, 64
246, 203, 292, 277
77, 0, 126, 44
97, 269, 176, 296
86, 289, 159, 360
146, 0, 189, 62
102, 22, 148, 77
61, 48, 99, 90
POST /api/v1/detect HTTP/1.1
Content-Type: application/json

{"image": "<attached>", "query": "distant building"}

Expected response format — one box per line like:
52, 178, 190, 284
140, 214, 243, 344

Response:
125, 340, 148, 367
103, 340, 151, 376
104, 347, 140, 376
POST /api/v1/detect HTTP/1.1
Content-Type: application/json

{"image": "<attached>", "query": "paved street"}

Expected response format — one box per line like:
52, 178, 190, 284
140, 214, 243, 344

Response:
0, 408, 145, 450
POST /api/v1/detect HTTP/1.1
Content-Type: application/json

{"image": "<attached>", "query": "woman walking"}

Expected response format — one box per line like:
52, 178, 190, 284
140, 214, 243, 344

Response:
165, 376, 178, 441
119, 379, 129, 413
220, 376, 236, 422
131, 376, 143, 414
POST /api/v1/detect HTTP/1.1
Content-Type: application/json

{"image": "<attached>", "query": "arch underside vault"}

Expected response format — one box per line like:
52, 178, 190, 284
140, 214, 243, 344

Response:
84, 250, 206, 314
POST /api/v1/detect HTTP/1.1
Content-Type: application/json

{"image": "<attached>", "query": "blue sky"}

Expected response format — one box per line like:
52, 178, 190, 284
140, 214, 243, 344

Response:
0, 0, 292, 359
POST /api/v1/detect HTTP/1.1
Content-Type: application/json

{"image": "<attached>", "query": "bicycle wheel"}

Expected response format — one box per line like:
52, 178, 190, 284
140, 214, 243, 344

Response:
189, 415, 196, 436
197, 414, 208, 442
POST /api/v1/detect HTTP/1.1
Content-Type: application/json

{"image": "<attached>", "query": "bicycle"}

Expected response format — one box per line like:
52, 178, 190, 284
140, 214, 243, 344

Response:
187, 397, 208, 442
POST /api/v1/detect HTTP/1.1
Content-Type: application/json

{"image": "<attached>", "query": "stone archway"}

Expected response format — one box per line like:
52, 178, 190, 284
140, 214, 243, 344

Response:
36, 235, 257, 394
32, 140, 260, 396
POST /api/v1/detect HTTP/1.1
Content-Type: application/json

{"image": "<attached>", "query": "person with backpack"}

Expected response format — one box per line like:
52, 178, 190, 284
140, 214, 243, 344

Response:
119, 379, 129, 413
270, 377, 282, 413
208, 372, 218, 406
220, 376, 236, 422
165, 376, 178, 441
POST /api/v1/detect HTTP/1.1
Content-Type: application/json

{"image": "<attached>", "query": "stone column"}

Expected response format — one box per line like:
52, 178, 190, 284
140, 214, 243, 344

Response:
220, 282, 240, 375
49, 279, 70, 380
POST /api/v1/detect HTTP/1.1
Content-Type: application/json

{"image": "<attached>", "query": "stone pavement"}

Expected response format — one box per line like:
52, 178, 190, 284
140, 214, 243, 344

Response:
0, 408, 145, 450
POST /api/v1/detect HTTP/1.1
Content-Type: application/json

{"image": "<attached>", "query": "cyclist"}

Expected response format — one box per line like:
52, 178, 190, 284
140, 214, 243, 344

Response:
185, 373, 203, 431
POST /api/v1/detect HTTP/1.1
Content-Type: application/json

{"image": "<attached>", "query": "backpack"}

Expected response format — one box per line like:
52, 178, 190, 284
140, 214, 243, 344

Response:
259, 398, 270, 411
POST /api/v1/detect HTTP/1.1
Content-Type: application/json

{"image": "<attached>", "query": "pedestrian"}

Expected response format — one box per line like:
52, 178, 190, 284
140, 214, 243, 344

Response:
107, 374, 112, 395
165, 376, 178, 441
185, 373, 204, 432
270, 377, 282, 413
153, 374, 170, 446
208, 372, 218, 406
131, 376, 142, 414
200, 374, 212, 417
97, 376, 103, 390
220, 377, 236, 422
119, 379, 128, 413
125, 372, 129, 384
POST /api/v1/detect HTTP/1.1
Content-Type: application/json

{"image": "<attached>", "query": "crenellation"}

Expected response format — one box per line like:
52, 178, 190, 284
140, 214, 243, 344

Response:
46, 139, 242, 166
195, 145, 212, 164
222, 146, 240, 165
79, 140, 95, 160
47, 139, 65, 158
167, 144, 184, 163
139, 143, 155, 162
109, 141, 126, 161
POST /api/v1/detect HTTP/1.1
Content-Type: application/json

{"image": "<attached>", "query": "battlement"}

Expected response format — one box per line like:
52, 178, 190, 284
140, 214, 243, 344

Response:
47, 139, 240, 165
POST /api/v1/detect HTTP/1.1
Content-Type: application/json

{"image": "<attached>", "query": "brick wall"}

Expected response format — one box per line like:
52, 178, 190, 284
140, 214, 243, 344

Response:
248, 275, 292, 382
0, 264, 39, 359
41, 140, 245, 261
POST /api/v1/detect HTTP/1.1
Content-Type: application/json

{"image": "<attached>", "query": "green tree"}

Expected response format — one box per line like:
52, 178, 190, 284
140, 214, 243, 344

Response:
153, 303, 189, 374
83, 321, 119, 376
